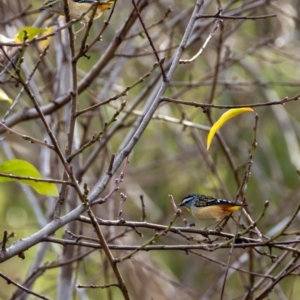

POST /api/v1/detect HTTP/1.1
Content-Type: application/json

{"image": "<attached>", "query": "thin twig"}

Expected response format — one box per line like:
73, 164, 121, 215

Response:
180, 17, 222, 64
76, 58, 165, 117
77, 283, 119, 289
117, 209, 180, 262
140, 195, 146, 221
268, 203, 300, 242
68, 101, 126, 161
161, 93, 300, 109
0, 272, 50, 300
95, 155, 130, 205
131, 0, 167, 80
1, 231, 8, 251
0, 172, 73, 186
197, 13, 277, 20
45, 237, 300, 253
117, 193, 127, 219
169, 194, 188, 226
86, 206, 131, 300
0, 122, 55, 150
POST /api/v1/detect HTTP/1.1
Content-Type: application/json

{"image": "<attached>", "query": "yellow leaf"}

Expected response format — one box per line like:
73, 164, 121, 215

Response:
0, 89, 12, 103
207, 107, 254, 150
15, 26, 47, 43
38, 27, 53, 51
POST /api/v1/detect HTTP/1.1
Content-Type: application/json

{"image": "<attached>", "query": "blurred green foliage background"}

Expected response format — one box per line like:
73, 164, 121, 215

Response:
1, 0, 300, 299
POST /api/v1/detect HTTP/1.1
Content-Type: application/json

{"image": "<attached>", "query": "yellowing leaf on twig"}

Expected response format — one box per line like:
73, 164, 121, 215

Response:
15, 26, 47, 43
0, 159, 58, 197
38, 27, 53, 50
0, 89, 12, 103
207, 107, 255, 150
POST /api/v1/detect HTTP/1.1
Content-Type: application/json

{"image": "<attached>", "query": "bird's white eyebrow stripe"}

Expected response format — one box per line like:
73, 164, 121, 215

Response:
182, 195, 196, 202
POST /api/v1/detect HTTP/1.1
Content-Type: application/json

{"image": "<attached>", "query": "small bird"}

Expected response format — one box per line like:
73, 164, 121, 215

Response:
179, 194, 245, 221
39, 0, 115, 24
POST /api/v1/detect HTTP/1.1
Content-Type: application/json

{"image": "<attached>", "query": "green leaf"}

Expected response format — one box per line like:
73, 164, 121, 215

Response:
0, 89, 12, 103
15, 26, 47, 43
207, 108, 255, 150
0, 159, 58, 197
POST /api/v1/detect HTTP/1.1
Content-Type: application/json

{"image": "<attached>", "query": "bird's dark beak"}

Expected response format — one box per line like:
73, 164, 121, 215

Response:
39, 6, 45, 11
178, 201, 184, 207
